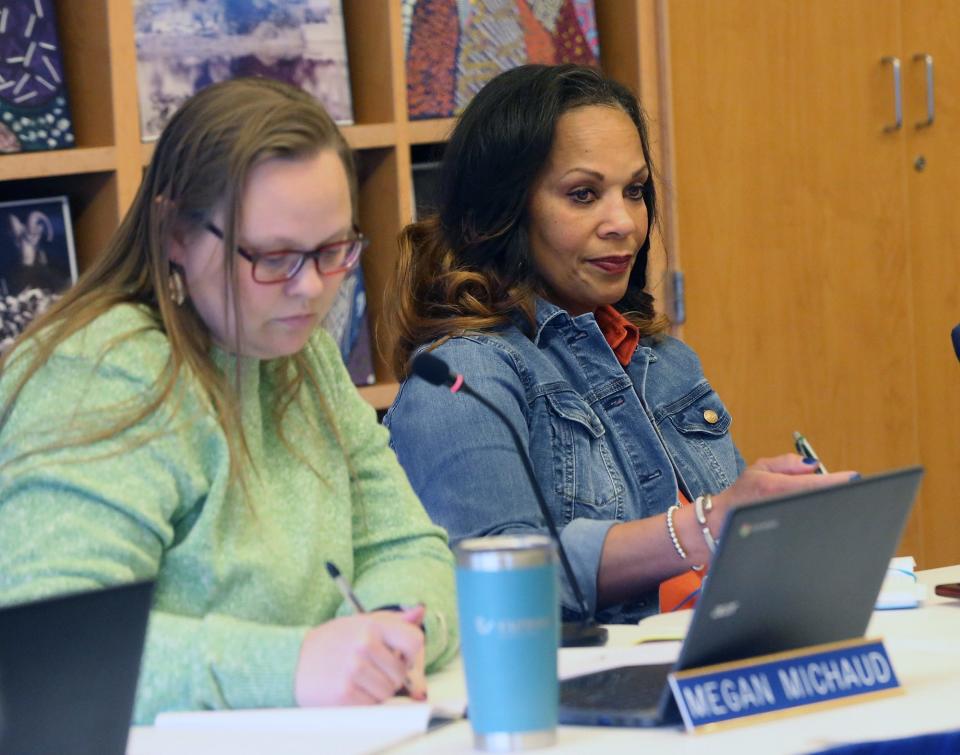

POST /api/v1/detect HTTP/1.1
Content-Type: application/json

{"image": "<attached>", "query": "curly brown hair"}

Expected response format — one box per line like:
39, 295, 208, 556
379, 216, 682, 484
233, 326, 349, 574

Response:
388, 64, 668, 378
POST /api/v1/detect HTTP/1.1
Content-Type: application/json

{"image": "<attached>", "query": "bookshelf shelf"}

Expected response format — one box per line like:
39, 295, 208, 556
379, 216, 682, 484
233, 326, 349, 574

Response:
408, 118, 455, 145
0, 147, 116, 181
139, 123, 402, 167
342, 123, 401, 151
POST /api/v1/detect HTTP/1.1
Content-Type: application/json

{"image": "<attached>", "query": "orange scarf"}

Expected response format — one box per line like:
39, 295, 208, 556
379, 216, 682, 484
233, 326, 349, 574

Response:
594, 305, 640, 367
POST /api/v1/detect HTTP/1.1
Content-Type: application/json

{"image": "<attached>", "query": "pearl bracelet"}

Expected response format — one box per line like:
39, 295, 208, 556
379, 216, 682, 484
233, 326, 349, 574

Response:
694, 494, 718, 553
666, 504, 687, 560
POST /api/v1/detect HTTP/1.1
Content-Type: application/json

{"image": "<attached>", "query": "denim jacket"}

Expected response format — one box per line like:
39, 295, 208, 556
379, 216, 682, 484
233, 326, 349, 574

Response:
385, 299, 745, 623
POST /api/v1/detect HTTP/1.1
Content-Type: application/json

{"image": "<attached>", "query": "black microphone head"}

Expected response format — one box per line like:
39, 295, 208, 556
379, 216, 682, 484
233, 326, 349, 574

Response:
411, 351, 455, 387
952, 324, 960, 364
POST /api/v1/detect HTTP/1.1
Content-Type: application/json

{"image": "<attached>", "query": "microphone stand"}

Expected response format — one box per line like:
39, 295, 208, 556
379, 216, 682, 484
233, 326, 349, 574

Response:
455, 382, 608, 647
410, 350, 608, 647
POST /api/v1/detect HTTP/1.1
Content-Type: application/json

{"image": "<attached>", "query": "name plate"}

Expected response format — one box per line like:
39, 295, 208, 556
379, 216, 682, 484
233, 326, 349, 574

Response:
668, 637, 901, 733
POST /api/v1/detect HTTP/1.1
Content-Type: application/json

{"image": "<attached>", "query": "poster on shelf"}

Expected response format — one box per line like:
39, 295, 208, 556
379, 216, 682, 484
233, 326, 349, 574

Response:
0, 196, 76, 353
404, 0, 601, 120
0, 0, 76, 153
134, 0, 354, 142
321, 265, 375, 387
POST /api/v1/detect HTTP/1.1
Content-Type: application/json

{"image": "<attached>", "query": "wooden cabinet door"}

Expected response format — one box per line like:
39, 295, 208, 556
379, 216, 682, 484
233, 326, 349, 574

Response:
664, 1, 924, 558
903, 0, 960, 567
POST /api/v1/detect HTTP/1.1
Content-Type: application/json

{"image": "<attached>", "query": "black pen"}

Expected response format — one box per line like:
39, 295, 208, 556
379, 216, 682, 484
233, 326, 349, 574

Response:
325, 561, 421, 698
793, 431, 828, 474
325, 561, 367, 613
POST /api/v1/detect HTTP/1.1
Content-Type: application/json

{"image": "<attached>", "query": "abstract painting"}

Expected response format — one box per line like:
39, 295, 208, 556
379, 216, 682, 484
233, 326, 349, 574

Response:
134, 0, 353, 141
405, 0, 600, 120
0, 0, 75, 153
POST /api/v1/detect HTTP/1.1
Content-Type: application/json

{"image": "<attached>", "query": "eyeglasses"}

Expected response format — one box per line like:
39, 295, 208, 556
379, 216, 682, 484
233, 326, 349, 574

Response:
204, 222, 369, 284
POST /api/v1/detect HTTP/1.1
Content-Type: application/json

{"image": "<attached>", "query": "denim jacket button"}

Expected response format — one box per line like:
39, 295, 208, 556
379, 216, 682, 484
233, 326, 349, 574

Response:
703, 409, 719, 424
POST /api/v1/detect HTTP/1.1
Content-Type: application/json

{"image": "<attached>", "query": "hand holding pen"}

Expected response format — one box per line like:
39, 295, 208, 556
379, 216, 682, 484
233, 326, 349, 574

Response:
702, 444, 857, 549
324, 561, 426, 700
291, 564, 427, 707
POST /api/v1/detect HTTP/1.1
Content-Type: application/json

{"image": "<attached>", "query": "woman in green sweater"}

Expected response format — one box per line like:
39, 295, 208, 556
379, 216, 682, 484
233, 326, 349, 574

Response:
0, 78, 457, 723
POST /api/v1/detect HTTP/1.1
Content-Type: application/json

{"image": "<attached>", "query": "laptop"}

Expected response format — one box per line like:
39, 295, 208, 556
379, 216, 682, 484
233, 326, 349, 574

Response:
559, 466, 924, 727
0, 580, 154, 755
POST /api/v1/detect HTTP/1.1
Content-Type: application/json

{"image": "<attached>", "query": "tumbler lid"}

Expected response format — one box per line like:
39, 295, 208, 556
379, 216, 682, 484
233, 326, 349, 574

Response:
455, 534, 555, 571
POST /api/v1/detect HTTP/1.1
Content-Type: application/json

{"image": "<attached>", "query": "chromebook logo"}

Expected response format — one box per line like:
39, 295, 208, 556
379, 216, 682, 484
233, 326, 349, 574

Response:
739, 519, 780, 538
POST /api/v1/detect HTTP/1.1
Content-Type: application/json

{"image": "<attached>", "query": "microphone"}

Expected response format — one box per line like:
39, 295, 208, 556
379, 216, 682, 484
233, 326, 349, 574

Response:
411, 351, 608, 648
952, 324, 960, 363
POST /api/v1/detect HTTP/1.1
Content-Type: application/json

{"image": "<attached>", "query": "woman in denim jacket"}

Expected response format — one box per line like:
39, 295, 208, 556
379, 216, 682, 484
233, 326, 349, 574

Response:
384, 65, 855, 623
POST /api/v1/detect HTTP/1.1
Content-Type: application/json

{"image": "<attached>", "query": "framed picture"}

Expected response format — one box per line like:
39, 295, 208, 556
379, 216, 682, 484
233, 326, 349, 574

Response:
0, 196, 76, 352
134, 0, 354, 142
0, 196, 76, 296
321, 266, 375, 386
0, 0, 76, 153
404, 0, 601, 120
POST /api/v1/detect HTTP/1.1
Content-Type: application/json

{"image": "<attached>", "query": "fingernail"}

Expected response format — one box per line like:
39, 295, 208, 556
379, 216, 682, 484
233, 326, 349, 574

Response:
802, 457, 819, 465
850, 473, 862, 481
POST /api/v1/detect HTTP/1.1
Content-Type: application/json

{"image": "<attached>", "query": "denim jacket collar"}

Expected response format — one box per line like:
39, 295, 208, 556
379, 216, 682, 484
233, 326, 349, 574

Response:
524, 297, 659, 366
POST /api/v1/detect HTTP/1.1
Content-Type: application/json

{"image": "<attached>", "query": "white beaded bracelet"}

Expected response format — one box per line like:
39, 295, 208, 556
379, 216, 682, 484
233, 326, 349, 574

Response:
665, 504, 687, 560
694, 494, 718, 553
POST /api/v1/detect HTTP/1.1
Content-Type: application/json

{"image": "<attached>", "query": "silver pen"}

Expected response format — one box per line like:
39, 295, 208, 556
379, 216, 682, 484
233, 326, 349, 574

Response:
793, 431, 828, 474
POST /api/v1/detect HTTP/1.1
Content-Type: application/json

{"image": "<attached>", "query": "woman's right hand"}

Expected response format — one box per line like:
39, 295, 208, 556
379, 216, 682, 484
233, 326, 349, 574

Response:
711, 453, 858, 514
294, 606, 427, 707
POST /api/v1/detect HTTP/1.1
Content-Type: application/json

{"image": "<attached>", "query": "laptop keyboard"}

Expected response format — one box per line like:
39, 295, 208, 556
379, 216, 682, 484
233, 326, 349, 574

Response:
559, 663, 673, 711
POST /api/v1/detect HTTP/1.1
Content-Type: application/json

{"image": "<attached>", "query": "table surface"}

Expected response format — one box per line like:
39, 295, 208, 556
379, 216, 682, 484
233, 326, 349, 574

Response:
127, 565, 960, 755
390, 565, 960, 755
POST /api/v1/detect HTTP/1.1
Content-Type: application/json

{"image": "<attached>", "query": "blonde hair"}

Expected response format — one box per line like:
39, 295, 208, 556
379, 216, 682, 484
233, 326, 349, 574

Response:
0, 78, 356, 488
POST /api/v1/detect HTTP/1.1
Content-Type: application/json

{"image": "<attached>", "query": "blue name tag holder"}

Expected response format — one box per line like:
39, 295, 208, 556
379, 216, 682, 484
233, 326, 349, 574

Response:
668, 637, 901, 733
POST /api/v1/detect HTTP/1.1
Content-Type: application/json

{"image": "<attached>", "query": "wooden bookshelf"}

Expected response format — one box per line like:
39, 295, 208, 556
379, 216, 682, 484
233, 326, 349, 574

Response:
0, 147, 116, 179
408, 118, 455, 145
1, 0, 664, 410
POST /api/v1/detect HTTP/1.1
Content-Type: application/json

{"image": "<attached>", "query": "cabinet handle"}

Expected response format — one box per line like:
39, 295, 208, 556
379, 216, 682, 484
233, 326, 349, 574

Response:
913, 53, 935, 128
881, 56, 902, 131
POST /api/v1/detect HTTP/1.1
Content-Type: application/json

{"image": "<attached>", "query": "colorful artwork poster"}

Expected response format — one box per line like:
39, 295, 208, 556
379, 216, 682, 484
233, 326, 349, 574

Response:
0, 1, 75, 153
405, 0, 600, 120
134, 0, 354, 142
0, 196, 76, 353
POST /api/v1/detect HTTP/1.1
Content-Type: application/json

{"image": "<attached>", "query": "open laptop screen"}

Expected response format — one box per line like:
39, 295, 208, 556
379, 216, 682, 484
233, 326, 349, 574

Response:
559, 466, 923, 727
0, 580, 153, 755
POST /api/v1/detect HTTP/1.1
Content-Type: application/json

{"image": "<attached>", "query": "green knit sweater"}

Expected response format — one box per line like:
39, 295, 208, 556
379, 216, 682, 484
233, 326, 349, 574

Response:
0, 304, 458, 723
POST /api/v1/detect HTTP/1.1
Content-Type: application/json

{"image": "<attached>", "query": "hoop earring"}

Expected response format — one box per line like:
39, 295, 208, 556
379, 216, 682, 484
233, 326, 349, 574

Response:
168, 265, 186, 306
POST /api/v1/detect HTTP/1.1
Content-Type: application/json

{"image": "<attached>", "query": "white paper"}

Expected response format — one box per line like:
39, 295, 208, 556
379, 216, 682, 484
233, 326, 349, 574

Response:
876, 556, 926, 610
156, 702, 432, 732
150, 701, 434, 754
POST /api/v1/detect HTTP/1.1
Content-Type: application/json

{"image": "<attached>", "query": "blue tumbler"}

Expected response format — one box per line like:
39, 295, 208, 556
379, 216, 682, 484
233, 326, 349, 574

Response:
455, 534, 559, 751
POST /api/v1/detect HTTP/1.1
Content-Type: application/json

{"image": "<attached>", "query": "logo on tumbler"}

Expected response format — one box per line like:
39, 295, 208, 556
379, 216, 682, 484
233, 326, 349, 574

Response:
474, 615, 552, 637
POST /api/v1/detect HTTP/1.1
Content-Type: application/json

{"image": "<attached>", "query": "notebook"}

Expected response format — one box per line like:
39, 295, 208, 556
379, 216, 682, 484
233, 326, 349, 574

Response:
0, 580, 154, 755
559, 466, 924, 727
